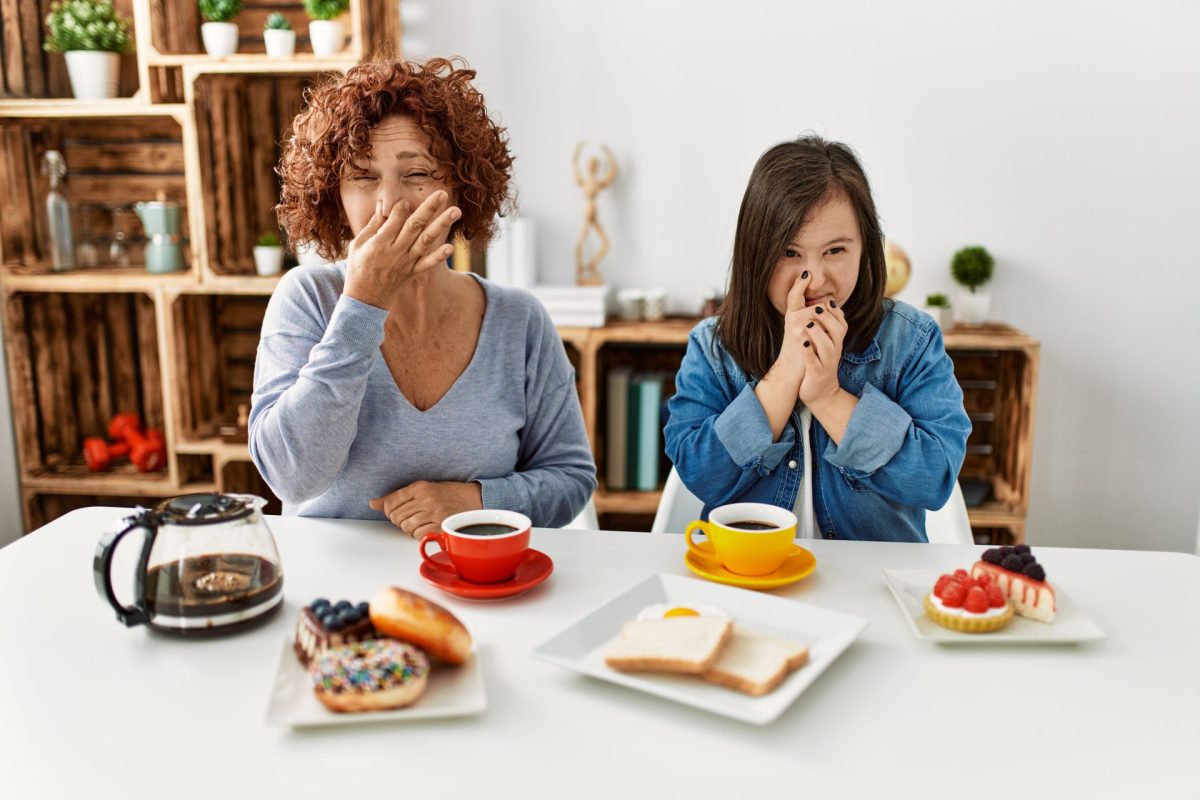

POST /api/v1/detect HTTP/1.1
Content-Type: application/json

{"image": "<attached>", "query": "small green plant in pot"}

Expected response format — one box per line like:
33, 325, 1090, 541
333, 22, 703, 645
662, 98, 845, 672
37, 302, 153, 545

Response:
923, 292, 951, 329
254, 231, 284, 276
199, 0, 243, 58
950, 245, 995, 324
305, 0, 349, 56
44, 0, 133, 100
263, 11, 296, 57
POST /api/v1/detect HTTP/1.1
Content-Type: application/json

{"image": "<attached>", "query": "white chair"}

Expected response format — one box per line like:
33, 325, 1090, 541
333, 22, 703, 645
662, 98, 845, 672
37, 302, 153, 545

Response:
651, 465, 974, 543
564, 497, 599, 531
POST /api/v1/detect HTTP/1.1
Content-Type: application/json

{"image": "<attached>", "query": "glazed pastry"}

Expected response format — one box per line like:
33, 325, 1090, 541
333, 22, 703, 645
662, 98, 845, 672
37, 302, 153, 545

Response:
369, 587, 473, 665
310, 639, 430, 713
973, 545, 1056, 623
924, 568, 1014, 633
294, 598, 375, 666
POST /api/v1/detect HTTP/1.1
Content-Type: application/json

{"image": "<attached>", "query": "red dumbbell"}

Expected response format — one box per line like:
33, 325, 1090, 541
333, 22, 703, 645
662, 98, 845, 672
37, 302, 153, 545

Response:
108, 413, 166, 473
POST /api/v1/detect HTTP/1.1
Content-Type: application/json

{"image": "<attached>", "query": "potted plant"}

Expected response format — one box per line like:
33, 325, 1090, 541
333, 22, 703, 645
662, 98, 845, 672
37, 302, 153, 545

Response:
923, 292, 951, 329
254, 232, 284, 276
43, 1, 133, 101
950, 245, 995, 324
199, 0, 242, 58
305, 0, 349, 57
263, 12, 295, 57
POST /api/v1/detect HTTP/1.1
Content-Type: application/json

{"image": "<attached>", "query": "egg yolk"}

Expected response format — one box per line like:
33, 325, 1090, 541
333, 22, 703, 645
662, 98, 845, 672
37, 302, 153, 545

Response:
663, 607, 700, 618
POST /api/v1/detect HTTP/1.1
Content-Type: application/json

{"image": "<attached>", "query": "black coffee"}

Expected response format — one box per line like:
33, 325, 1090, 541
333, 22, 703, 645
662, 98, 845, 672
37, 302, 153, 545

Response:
457, 523, 520, 537
725, 520, 778, 531
144, 553, 283, 629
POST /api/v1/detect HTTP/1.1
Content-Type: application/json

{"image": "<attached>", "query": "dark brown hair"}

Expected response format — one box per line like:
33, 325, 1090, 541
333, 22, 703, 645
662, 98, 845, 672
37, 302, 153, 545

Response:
276, 57, 514, 261
716, 135, 887, 379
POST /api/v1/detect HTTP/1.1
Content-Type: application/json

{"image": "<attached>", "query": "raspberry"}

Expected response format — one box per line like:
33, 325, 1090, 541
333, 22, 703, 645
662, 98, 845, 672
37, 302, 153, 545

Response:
1023, 563, 1046, 582
942, 582, 967, 608
985, 583, 1005, 608
1001, 554, 1025, 572
975, 570, 993, 586
981, 548, 1003, 565
954, 568, 970, 581
934, 574, 956, 598
964, 586, 988, 613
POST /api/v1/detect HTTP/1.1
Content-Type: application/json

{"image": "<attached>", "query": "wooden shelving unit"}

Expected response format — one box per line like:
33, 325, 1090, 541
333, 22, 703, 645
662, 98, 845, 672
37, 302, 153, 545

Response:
569, 319, 1039, 543
0, 1, 400, 532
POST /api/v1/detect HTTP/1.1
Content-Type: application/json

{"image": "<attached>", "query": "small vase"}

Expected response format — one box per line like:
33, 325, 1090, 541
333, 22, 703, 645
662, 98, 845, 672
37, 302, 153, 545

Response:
923, 306, 950, 329
263, 29, 296, 57
308, 19, 345, 56
201, 21, 240, 58
254, 246, 284, 276
955, 291, 991, 325
64, 51, 120, 100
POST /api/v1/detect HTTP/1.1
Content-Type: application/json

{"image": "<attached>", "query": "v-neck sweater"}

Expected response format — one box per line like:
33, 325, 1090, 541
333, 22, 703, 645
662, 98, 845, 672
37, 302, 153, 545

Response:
248, 262, 596, 526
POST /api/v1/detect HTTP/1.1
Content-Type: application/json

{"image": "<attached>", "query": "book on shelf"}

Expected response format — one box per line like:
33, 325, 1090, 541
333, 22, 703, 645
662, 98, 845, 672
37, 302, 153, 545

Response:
633, 373, 663, 492
605, 369, 669, 492
606, 367, 632, 490
530, 284, 609, 328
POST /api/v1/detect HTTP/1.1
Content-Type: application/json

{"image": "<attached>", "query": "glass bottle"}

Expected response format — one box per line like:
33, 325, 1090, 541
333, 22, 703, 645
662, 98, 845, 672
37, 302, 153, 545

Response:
43, 150, 74, 273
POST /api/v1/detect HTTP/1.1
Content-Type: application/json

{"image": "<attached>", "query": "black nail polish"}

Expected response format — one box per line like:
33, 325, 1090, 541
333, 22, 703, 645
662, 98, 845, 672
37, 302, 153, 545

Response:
816, 307, 824, 314
830, 300, 837, 308
806, 321, 815, 328
801, 271, 809, 279
803, 341, 811, 348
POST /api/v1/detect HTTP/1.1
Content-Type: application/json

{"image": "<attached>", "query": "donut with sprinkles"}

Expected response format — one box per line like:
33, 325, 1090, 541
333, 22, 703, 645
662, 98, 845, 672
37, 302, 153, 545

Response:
309, 639, 430, 712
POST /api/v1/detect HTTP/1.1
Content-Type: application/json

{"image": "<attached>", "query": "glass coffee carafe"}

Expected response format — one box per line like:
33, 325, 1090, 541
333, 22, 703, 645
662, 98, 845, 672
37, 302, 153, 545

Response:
93, 493, 284, 636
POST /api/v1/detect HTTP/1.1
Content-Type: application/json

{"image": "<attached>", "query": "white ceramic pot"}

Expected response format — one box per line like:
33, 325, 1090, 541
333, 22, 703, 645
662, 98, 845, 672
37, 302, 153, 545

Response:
923, 306, 951, 330
263, 29, 296, 57
64, 51, 120, 100
201, 21, 240, 58
253, 246, 284, 276
308, 18, 345, 56
955, 291, 991, 325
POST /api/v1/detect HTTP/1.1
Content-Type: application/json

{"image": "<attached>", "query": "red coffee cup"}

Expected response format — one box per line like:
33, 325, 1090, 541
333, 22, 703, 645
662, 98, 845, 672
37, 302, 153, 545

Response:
420, 510, 532, 584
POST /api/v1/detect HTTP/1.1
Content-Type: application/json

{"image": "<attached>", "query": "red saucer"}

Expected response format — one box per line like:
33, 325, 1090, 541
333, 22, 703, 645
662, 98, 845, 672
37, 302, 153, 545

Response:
419, 548, 553, 600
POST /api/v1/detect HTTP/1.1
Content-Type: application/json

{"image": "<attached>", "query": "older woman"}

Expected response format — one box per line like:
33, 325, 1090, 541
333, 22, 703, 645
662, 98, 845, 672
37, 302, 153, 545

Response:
250, 57, 596, 537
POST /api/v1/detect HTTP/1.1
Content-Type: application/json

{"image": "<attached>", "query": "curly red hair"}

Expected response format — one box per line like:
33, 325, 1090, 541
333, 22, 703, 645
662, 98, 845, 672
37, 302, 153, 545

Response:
276, 57, 514, 260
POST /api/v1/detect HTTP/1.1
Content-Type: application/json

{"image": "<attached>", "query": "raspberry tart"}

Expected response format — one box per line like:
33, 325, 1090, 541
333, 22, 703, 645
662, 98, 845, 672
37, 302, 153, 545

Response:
972, 546, 1056, 623
923, 568, 1014, 633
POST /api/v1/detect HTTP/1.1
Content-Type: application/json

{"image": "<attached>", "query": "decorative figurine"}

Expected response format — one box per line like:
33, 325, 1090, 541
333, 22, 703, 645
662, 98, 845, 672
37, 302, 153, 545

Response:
573, 142, 618, 286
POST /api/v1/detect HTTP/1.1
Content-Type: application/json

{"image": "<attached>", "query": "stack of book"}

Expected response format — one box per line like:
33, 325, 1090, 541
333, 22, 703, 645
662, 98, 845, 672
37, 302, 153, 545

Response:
605, 368, 671, 491
529, 285, 609, 328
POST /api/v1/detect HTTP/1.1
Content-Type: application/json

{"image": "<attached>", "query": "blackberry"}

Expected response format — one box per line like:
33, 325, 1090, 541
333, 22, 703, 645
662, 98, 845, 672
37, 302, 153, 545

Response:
1014, 544, 1031, 555
999, 546, 1015, 557
1001, 554, 1025, 572
982, 548, 1003, 565
1023, 563, 1046, 581
1021, 553, 1037, 566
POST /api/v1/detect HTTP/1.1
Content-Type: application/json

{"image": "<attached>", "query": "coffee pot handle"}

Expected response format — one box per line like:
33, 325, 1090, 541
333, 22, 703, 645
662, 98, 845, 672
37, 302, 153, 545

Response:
93, 511, 159, 627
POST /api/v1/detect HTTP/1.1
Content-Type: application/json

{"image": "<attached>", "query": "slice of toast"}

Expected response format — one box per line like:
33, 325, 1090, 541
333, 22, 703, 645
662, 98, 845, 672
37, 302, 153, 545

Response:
701, 625, 809, 696
605, 617, 733, 674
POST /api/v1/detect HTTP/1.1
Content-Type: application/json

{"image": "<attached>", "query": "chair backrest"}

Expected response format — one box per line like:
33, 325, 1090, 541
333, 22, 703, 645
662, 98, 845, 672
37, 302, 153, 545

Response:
564, 497, 599, 531
925, 480, 975, 544
651, 467, 705, 534
652, 465, 975, 544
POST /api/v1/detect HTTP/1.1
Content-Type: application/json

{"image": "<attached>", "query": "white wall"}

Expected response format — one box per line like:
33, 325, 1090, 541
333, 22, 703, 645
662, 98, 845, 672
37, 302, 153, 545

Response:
419, 0, 1200, 552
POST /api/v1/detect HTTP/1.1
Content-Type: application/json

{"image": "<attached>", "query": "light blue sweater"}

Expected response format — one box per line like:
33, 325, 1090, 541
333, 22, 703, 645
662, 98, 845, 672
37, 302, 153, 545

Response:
249, 263, 596, 526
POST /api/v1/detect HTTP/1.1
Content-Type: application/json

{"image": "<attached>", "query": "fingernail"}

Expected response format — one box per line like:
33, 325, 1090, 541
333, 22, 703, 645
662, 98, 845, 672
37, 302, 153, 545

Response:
801, 271, 809, 279
450, 208, 462, 220
816, 307, 824, 314
806, 321, 815, 328
803, 341, 811, 348
830, 300, 837, 308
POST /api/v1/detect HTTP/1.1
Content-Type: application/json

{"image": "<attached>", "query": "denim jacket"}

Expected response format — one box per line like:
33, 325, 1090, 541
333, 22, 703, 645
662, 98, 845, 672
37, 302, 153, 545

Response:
664, 300, 971, 543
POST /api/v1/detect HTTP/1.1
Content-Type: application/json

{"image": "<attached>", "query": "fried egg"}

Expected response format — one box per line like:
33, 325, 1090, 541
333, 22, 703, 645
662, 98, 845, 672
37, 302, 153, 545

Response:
636, 602, 729, 622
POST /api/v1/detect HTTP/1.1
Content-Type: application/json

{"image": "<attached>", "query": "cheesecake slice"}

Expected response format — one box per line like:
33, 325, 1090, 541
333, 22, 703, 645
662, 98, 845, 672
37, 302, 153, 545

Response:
972, 546, 1056, 623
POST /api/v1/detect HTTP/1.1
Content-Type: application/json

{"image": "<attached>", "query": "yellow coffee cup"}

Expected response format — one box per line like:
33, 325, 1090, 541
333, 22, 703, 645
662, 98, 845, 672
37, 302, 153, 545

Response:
685, 502, 797, 576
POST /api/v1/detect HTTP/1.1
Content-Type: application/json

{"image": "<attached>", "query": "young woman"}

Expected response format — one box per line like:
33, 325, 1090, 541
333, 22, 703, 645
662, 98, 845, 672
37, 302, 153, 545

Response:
664, 135, 970, 542
251, 58, 595, 537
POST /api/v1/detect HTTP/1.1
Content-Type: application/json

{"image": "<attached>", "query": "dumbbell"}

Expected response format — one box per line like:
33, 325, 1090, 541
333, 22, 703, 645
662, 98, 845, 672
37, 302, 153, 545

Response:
82, 414, 165, 472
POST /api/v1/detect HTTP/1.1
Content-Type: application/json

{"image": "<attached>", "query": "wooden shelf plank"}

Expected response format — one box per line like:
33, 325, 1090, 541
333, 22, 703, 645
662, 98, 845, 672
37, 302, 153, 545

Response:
23, 472, 179, 496
0, 267, 197, 293
174, 437, 251, 461
176, 55, 358, 78
0, 100, 187, 119
943, 323, 1039, 352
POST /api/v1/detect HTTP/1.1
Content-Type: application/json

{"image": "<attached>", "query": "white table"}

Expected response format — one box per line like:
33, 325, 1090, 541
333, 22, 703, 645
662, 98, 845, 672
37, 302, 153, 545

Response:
2, 508, 1197, 799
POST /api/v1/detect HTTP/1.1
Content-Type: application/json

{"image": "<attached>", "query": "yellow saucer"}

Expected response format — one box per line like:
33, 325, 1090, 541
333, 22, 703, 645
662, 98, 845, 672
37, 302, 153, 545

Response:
684, 541, 817, 590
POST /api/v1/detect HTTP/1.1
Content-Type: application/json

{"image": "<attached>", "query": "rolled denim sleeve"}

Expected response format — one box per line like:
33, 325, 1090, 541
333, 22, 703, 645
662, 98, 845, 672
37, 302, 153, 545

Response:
821, 322, 971, 510
665, 323, 796, 508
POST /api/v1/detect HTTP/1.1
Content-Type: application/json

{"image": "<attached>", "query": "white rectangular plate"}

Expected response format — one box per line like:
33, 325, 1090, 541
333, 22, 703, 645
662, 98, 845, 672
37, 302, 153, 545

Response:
883, 569, 1106, 644
265, 636, 487, 728
530, 573, 867, 726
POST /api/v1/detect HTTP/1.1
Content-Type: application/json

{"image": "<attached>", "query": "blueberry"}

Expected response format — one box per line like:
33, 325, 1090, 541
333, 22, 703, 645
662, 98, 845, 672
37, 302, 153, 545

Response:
310, 598, 330, 611
345, 609, 363, 624
335, 600, 353, 612
1001, 554, 1025, 572
356, 602, 370, 616
981, 548, 1003, 565
336, 610, 356, 627
1023, 563, 1046, 582
1014, 544, 1031, 555
319, 612, 338, 629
